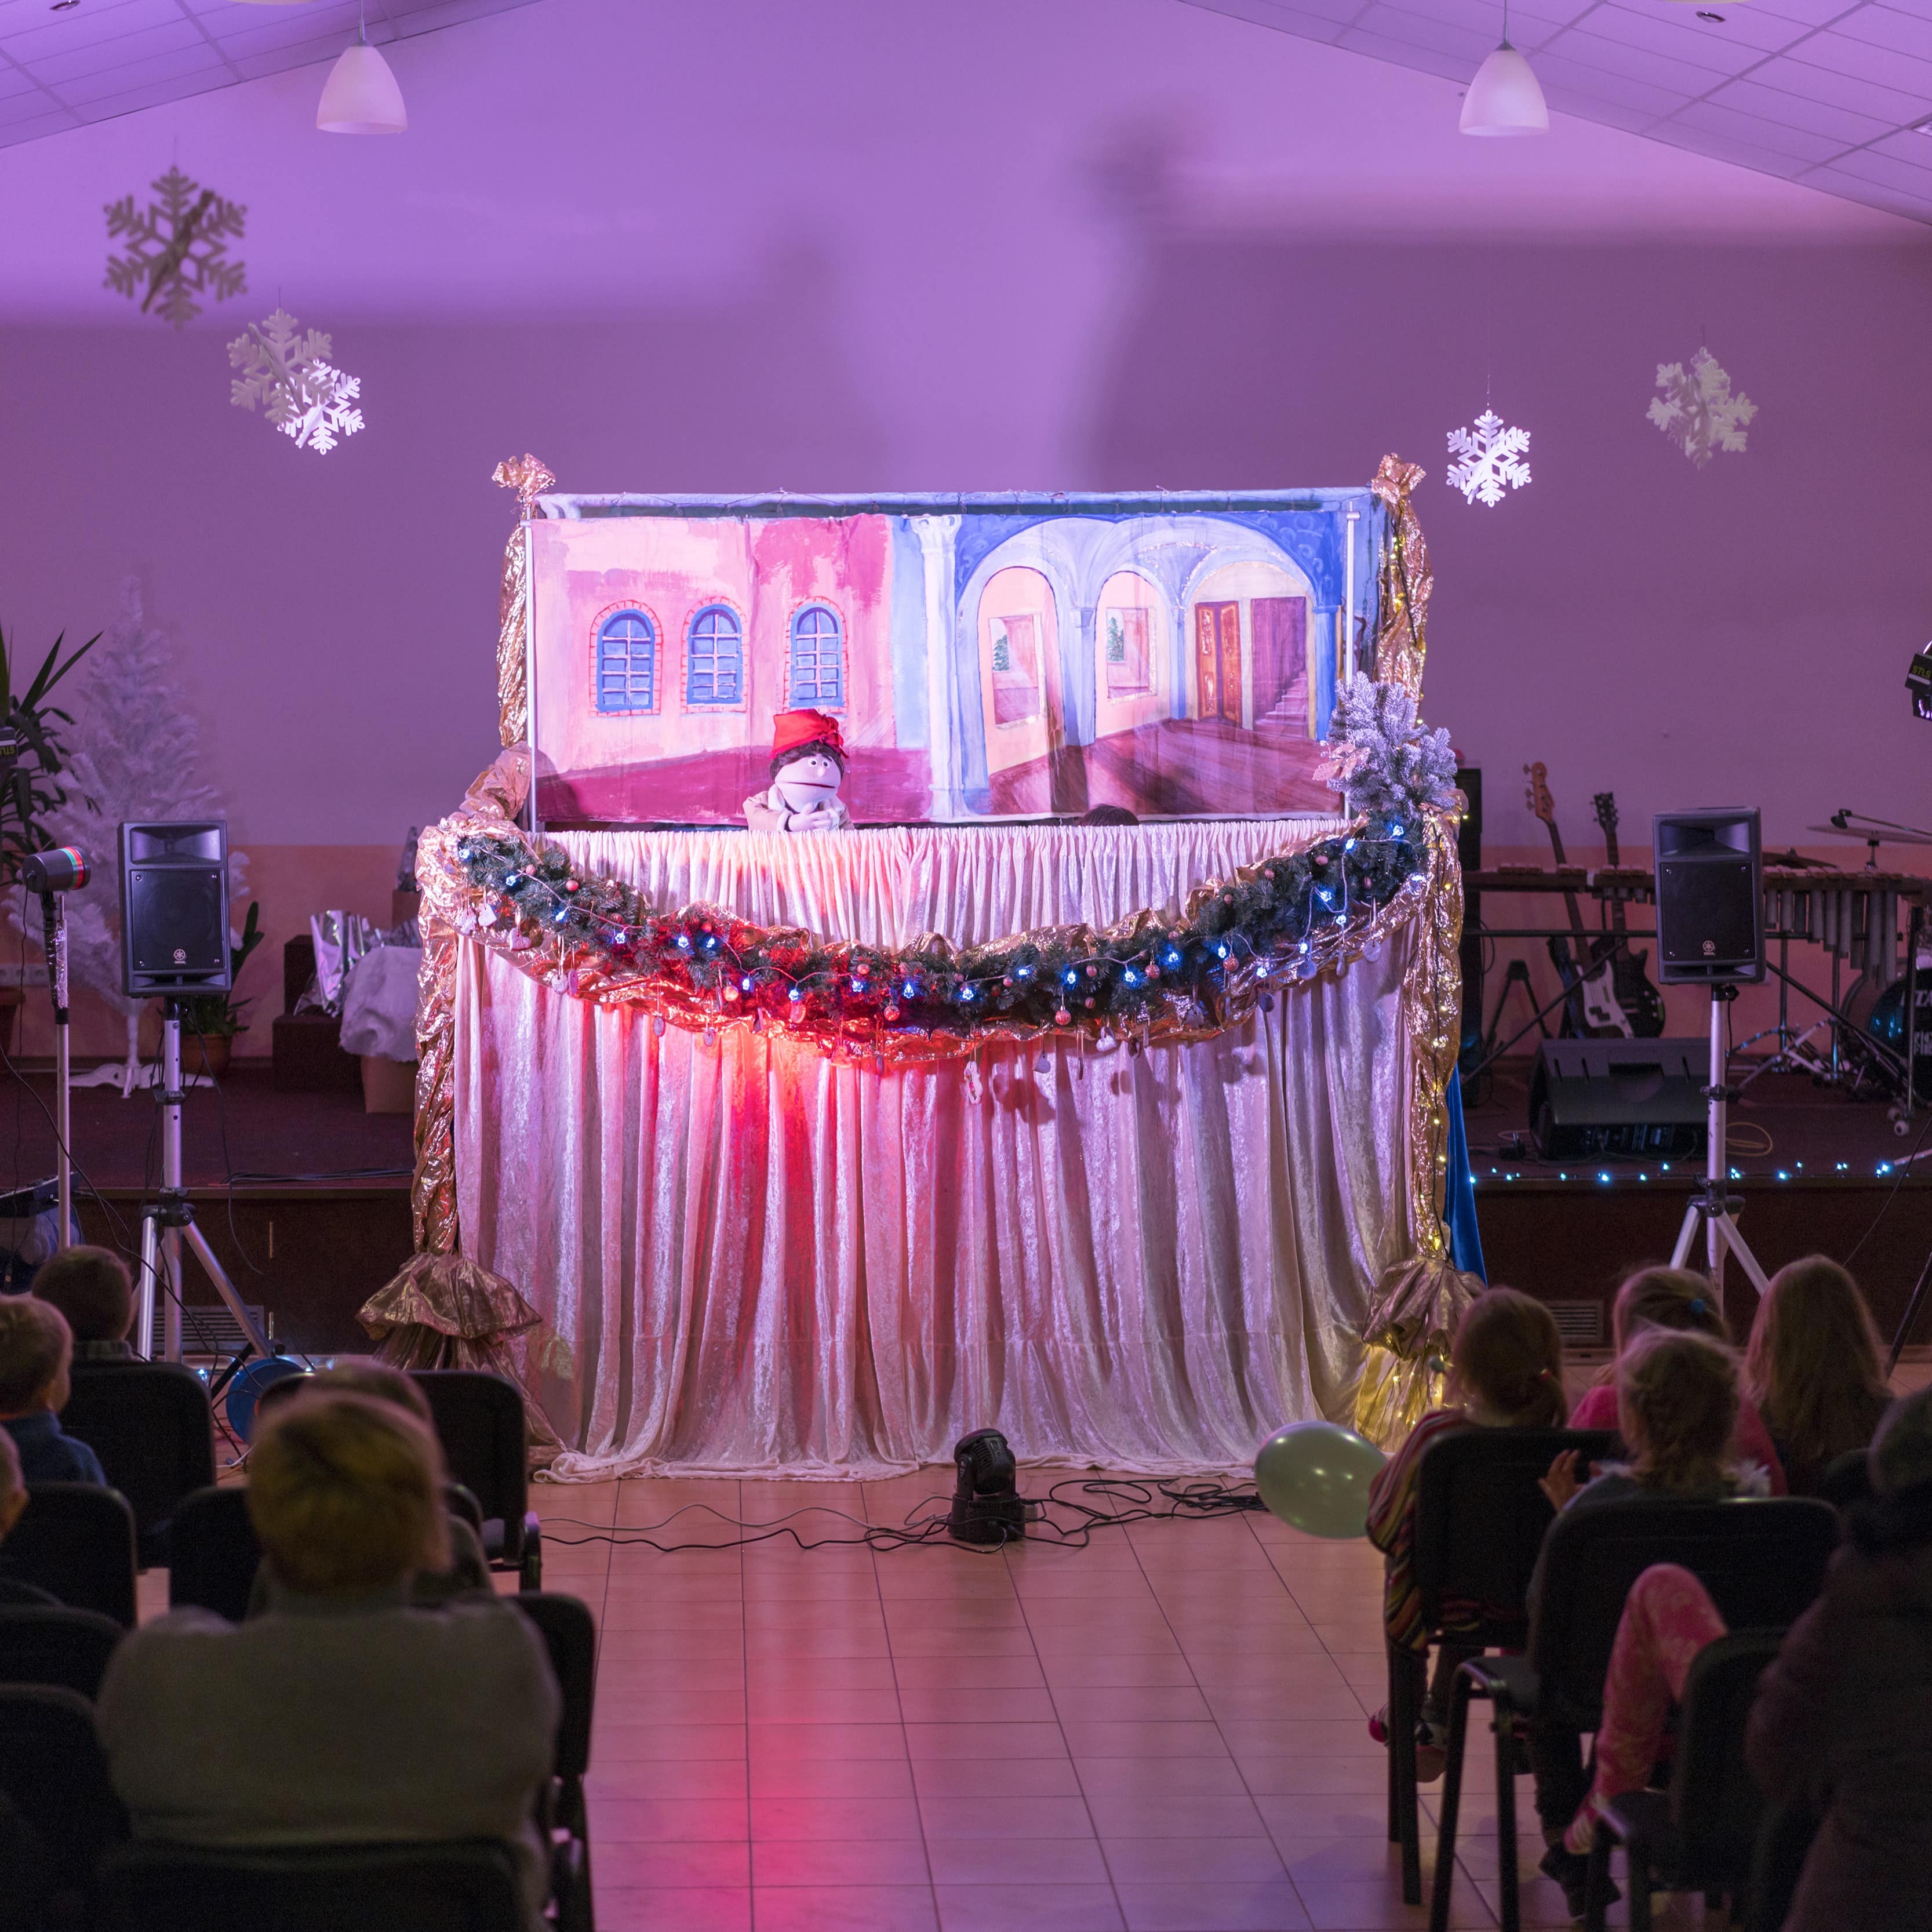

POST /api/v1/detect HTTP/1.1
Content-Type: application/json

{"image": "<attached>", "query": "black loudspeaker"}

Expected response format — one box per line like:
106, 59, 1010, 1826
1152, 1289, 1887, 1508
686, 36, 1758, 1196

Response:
1529, 1039, 1708, 1160
119, 821, 231, 998
1653, 808, 1763, 985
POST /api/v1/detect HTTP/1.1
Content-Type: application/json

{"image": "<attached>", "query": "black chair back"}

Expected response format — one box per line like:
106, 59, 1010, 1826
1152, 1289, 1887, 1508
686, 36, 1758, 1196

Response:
0, 1604, 123, 1699
0, 1683, 128, 1883
516, 1591, 595, 1783
94, 1838, 526, 1932
166, 1485, 260, 1622
1414, 1429, 1621, 1643
1672, 1628, 1784, 1890
1817, 1447, 1875, 1511
1530, 1497, 1836, 1730
61, 1363, 216, 1556
412, 1373, 530, 1564
0, 1483, 138, 1626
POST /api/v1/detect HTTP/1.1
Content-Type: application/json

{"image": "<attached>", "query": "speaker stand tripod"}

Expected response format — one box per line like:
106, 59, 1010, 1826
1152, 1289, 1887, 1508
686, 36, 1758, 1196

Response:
1669, 985, 1772, 1298
133, 1002, 273, 1372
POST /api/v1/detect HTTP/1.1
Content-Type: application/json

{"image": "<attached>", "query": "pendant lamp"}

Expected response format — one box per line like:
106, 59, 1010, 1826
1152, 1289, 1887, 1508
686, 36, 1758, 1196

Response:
1460, 3, 1548, 137
317, 20, 407, 134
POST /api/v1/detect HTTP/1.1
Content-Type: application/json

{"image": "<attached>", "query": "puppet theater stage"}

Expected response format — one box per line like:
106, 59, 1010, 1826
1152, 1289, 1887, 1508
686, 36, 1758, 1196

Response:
406, 457, 1470, 1478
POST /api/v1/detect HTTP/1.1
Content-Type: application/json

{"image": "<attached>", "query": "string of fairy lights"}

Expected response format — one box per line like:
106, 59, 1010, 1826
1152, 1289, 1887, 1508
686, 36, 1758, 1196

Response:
450, 820, 1430, 1050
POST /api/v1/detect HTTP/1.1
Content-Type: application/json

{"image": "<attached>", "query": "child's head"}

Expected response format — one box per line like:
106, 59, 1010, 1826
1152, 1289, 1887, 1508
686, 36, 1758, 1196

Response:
1871, 1385, 1932, 1497
31, 1245, 134, 1345
0, 1428, 22, 1543
0, 1296, 72, 1420
1610, 1266, 1730, 1354
1616, 1328, 1739, 1490
248, 1392, 450, 1596
1451, 1286, 1569, 1427
1746, 1256, 1886, 1454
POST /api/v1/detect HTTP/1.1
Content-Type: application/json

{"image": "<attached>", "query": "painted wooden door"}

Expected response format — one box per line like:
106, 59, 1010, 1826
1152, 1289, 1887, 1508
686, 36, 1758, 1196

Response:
1195, 601, 1242, 723
1250, 597, 1308, 728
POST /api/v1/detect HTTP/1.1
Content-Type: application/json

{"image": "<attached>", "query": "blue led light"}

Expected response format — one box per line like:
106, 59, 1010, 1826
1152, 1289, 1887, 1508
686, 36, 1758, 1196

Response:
1777, 1169, 1789, 1181
1016, 965, 1034, 980
1064, 969, 1080, 987
1122, 969, 1140, 987
702, 935, 719, 952
1162, 948, 1181, 968
960, 985, 976, 1002
1389, 823, 1403, 838
504, 872, 521, 890
788, 986, 804, 1003
676, 934, 693, 952
1597, 1171, 1611, 1184
902, 982, 919, 1000
851, 977, 864, 994
551, 905, 569, 926
1216, 943, 1229, 959
741, 977, 754, 993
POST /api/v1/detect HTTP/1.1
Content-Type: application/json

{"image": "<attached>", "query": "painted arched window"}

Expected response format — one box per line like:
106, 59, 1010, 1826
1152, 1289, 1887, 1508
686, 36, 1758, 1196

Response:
595, 609, 657, 714
788, 603, 844, 709
685, 604, 743, 706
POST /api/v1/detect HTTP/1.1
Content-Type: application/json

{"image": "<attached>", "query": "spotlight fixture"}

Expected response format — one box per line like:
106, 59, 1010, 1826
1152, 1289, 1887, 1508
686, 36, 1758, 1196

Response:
317, 8, 407, 134
1461, 1, 1548, 137
948, 1428, 1028, 1545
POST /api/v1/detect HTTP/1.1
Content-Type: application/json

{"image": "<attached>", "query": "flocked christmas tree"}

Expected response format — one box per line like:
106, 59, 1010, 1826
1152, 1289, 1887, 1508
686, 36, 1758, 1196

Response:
13, 580, 249, 1093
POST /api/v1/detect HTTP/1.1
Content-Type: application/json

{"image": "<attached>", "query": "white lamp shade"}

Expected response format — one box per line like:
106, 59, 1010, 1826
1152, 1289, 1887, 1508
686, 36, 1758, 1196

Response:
1460, 43, 1548, 136
317, 42, 407, 134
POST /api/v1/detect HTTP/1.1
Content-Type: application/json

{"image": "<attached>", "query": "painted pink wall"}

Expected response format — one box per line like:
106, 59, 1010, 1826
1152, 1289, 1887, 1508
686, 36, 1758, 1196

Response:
0, 0, 1922, 869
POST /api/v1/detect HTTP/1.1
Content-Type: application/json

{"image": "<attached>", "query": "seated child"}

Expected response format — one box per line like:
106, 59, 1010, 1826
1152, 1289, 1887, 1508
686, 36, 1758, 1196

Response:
1530, 1327, 1762, 1916
0, 1427, 59, 1606
1744, 1256, 1890, 1497
32, 1245, 136, 1361
246, 1360, 490, 1610
1569, 1266, 1785, 1493
1366, 1286, 1569, 1778
0, 1297, 104, 1486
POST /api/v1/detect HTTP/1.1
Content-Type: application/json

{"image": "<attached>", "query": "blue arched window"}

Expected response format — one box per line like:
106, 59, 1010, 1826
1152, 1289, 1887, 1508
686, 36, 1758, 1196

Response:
685, 604, 743, 706
595, 609, 657, 714
788, 603, 845, 709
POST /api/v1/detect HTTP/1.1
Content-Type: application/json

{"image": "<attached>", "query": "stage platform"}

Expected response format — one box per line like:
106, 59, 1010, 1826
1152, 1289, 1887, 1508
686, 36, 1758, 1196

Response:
1466, 1061, 1932, 1347
1, 1061, 414, 1355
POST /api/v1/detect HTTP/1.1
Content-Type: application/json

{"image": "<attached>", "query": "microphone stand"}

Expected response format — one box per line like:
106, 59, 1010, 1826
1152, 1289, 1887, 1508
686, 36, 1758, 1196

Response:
38, 889, 70, 1251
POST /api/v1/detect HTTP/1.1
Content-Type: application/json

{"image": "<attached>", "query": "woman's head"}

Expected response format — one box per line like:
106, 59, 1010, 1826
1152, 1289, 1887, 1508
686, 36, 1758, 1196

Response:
1617, 1328, 1739, 1489
1451, 1287, 1569, 1427
1610, 1266, 1730, 1354
1746, 1257, 1888, 1480
247, 1392, 450, 1596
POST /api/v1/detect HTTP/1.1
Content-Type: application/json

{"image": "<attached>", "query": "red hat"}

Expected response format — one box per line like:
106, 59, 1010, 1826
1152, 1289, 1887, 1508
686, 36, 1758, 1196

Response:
771, 710, 844, 759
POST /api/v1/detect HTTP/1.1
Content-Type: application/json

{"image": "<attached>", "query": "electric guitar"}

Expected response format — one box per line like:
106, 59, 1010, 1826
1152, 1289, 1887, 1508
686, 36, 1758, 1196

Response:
1589, 791, 1667, 1038
1524, 762, 1628, 1038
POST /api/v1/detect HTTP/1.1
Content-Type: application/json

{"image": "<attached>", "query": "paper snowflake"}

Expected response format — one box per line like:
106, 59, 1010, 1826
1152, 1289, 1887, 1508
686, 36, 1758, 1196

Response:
1648, 348, 1756, 468
104, 166, 246, 329
228, 310, 365, 455
1446, 410, 1531, 507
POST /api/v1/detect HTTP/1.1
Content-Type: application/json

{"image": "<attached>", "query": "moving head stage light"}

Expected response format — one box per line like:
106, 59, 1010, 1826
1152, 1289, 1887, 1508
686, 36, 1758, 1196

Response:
1910, 646, 1932, 721
948, 1429, 1029, 1545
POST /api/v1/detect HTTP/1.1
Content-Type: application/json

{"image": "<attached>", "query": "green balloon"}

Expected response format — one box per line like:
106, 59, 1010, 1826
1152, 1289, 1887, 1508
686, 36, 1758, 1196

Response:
1253, 1421, 1388, 1539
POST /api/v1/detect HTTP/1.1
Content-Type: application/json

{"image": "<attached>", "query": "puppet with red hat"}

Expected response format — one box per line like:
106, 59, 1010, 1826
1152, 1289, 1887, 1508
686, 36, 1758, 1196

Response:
743, 710, 852, 834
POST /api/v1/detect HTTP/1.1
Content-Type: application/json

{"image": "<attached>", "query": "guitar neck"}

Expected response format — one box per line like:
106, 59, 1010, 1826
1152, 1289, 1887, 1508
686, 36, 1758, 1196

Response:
1539, 822, 1589, 944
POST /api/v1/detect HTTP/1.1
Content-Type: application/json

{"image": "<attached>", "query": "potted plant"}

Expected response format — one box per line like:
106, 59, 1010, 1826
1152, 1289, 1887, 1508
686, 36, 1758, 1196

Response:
179, 899, 263, 1079
0, 626, 97, 1056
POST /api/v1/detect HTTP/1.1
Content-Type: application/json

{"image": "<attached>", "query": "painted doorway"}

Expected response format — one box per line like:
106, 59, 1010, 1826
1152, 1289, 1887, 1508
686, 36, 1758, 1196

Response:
1195, 602, 1242, 725
1250, 596, 1308, 733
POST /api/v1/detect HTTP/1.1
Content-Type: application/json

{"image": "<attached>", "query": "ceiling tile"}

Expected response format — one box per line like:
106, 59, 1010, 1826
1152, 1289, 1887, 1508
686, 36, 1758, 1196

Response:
1806, 163, 1932, 216
1748, 0, 1882, 26
1545, 3, 1788, 75
1644, 119, 1816, 173
1794, 25, 1932, 94
1523, 26, 1726, 94
1331, 23, 1473, 79
1743, 52, 1932, 122
1832, 4, 1932, 65
1667, 95, 1863, 158
1704, 74, 1897, 142
59, 42, 232, 107
1528, 48, 1694, 114
22, 20, 217, 91
1349, 1, 1497, 60
1815, 140, 1932, 192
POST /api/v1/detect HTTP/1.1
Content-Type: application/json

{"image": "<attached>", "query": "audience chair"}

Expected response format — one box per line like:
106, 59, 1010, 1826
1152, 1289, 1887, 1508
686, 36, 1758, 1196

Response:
516, 1591, 596, 1932
1385, 1427, 1620, 1902
0, 1483, 139, 1627
1740, 1794, 1820, 1932
94, 1838, 527, 1932
166, 1484, 260, 1622
412, 1371, 543, 1588
61, 1361, 216, 1566
1429, 1496, 1838, 1932
0, 1604, 123, 1700
446, 1479, 486, 1538
1816, 1446, 1875, 1511
1580, 1628, 1782, 1930
0, 1684, 129, 1901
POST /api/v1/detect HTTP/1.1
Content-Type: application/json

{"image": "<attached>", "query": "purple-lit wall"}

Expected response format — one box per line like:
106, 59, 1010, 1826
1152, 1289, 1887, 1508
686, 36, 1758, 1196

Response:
0, 0, 1926, 1047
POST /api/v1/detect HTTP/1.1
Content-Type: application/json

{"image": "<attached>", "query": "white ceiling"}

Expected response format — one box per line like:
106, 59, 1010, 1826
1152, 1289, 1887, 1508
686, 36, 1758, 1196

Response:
0, 0, 534, 147
1182, 0, 1932, 224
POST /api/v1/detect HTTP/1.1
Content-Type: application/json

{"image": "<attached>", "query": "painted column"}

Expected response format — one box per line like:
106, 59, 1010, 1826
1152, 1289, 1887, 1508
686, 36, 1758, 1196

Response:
912, 515, 962, 814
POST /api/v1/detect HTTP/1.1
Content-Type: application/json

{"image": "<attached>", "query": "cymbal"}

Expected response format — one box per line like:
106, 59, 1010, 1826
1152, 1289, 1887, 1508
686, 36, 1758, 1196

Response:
1806, 823, 1932, 847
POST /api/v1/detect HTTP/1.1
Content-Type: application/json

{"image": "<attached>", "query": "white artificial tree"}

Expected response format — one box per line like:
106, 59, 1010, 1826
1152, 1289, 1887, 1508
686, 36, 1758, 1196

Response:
13, 579, 250, 1094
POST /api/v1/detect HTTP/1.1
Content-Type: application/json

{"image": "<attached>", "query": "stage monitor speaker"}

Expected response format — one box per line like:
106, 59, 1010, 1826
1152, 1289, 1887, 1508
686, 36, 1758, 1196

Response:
1653, 807, 1763, 985
119, 820, 231, 998
1528, 1038, 1708, 1161
1453, 766, 1482, 873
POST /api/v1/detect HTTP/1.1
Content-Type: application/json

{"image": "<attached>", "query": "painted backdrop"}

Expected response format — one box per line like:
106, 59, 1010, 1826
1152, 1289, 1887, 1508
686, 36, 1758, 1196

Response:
528, 490, 1384, 824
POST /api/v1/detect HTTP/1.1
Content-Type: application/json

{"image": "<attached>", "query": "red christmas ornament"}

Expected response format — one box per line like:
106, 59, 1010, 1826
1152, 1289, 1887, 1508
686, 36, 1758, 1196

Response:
1054, 1008, 1071, 1025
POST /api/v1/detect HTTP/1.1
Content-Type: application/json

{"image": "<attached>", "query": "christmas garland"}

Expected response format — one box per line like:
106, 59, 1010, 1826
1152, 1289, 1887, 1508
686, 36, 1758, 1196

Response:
446, 817, 1431, 1062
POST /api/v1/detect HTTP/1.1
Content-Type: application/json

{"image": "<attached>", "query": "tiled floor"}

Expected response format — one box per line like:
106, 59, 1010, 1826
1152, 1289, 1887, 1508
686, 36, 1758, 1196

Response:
527, 1470, 1716, 1932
